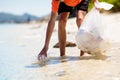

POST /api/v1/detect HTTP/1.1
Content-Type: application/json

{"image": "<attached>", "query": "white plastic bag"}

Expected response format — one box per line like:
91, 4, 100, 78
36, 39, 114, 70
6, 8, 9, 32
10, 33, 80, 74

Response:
95, 1, 113, 10
76, 2, 113, 55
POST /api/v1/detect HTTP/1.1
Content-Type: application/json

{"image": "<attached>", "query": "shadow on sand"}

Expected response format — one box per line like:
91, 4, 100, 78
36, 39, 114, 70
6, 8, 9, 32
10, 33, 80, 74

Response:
25, 55, 108, 68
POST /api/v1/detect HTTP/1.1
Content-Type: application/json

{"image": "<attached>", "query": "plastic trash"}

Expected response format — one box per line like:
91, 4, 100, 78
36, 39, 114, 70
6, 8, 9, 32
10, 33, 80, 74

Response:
76, 1, 113, 56
95, 1, 113, 10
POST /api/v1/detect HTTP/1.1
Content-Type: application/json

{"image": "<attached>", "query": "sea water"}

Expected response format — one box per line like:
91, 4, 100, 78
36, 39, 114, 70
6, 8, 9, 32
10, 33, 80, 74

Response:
0, 24, 26, 80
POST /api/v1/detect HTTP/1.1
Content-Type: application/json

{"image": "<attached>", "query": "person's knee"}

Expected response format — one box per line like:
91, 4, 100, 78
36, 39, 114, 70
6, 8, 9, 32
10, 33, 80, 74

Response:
59, 17, 67, 24
76, 10, 86, 27
76, 17, 83, 27
59, 12, 69, 24
50, 12, 57, 22
76, 17, 83, 23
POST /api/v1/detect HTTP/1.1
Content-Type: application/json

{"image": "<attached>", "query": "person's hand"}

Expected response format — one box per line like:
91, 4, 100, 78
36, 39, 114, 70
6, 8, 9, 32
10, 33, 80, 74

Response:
38, 46, 48, 61
94, 0, 98, 2
94, 0, 101, 10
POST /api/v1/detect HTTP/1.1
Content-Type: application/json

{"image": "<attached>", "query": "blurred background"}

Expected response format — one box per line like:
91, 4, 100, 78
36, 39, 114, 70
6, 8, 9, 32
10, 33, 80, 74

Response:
89, 0, 120, 12
0, 0, 119, 23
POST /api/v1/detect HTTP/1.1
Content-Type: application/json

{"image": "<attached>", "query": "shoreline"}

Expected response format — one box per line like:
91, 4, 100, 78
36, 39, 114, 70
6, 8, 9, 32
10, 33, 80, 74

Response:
0, 13, 120, 80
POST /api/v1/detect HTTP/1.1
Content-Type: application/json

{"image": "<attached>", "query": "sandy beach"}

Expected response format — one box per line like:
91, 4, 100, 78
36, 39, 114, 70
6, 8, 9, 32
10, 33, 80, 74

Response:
0, 12, 120, 80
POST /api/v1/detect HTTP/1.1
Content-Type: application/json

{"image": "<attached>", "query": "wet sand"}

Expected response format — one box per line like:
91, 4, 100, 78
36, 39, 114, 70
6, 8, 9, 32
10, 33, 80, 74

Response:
0, 13, 120, 80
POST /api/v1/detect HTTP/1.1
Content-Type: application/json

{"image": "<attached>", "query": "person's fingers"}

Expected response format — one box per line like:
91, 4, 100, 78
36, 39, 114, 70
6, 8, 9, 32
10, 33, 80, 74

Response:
40, 55, 43, 61
38, 55, 44, 61
45, 53, 47, 57
43, 56, 46, 60
40, 56, 43, 61
38, 54, 42, 60
38, 54, 40, 60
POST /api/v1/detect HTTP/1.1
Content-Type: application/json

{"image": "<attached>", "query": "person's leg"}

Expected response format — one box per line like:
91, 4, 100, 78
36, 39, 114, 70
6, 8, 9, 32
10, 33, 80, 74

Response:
76, 10, 87, 56
77, 11, 86, 56
76, 0, 89, 28
58, 12, 70, 56
58, 2, 72, 56
76, 0, 89, 56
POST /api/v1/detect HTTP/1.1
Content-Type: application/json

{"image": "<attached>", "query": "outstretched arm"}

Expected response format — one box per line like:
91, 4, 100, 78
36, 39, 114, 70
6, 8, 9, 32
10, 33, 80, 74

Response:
38, 0, 60, 60
38, 12, 57, 60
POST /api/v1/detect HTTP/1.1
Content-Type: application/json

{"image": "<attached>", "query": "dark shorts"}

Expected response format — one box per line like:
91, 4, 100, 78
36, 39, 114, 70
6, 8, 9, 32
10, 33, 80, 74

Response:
58, 0, 89, 15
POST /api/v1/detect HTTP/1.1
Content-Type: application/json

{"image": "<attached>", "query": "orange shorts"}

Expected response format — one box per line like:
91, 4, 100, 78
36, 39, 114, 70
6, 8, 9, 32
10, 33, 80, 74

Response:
51, 0, 60, 12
